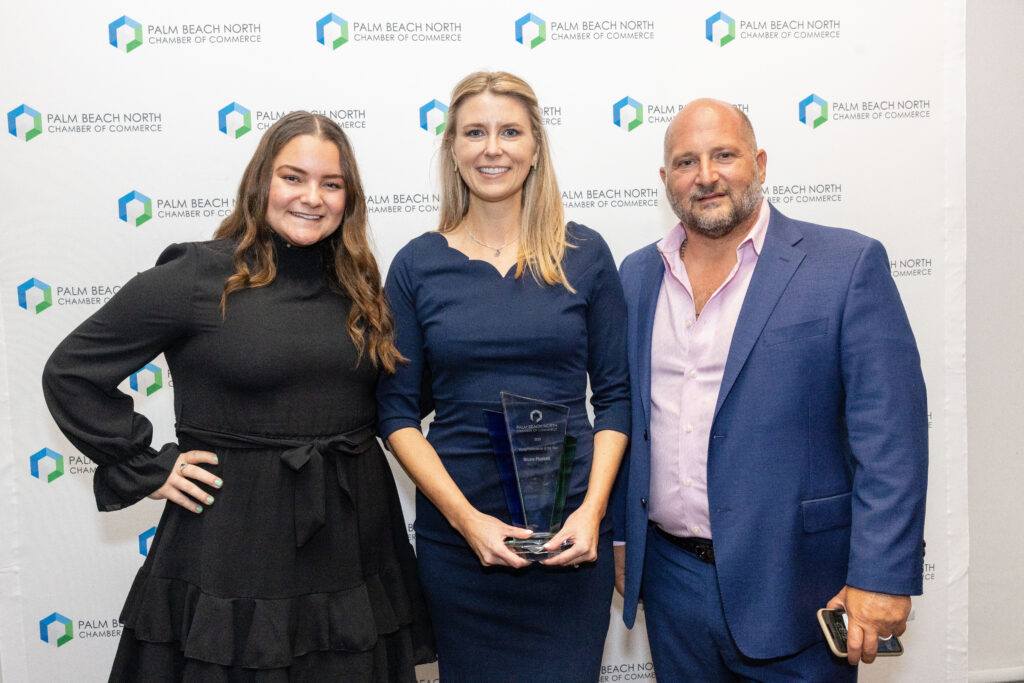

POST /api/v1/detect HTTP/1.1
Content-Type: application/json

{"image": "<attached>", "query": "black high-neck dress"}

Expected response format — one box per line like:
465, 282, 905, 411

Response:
43, 234, 432, 682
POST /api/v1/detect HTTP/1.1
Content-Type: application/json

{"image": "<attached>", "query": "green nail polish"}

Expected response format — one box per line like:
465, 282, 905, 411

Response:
195, 505, 203, 513
214, 479, 223, 488
206, 496, 214, 505
213, 455, 219, 464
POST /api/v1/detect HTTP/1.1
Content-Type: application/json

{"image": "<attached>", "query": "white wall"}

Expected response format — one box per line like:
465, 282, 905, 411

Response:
965, 1, 1024, 681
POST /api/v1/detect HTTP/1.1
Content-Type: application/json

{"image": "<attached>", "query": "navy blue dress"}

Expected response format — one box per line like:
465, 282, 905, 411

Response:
377, 224, 629, 682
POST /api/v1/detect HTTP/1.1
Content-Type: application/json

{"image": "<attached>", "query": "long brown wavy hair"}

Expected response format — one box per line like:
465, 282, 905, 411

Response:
214, 111, 402, 372
438, 71, 572, 290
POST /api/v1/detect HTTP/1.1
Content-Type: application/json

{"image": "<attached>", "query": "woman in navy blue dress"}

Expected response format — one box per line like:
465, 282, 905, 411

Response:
377, 72, 630, 682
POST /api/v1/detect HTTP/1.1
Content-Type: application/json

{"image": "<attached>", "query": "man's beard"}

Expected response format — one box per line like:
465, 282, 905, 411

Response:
667, 178, 762, 239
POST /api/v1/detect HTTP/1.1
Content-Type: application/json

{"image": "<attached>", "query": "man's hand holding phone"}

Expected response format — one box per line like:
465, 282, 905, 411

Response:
822, 586, 911, 663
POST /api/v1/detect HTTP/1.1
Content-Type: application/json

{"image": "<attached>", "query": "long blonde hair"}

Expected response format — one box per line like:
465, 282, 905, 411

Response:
214, 111, 402, 372
438, 71, 572, 289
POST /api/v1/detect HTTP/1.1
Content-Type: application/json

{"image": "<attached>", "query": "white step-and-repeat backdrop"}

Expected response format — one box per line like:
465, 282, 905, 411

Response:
0, 1, 967, 681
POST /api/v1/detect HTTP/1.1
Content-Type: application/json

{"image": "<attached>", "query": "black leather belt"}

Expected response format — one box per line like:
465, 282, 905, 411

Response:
654, 525, 715, 565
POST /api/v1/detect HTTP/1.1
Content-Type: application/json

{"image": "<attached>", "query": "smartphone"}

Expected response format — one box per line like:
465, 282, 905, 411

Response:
817, 608, 904, 658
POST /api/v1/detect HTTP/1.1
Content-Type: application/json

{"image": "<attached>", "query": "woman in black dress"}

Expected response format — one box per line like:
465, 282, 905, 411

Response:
42, 111, 432, 682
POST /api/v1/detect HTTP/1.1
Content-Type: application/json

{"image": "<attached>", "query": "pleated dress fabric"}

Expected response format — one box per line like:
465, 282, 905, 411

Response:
42, 234, 433, 682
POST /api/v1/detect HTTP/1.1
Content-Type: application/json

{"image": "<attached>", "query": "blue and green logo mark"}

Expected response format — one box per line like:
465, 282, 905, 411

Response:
17, 278, 52, 314
419, 99, 448, 135
139, 526, 157, 556
316, 13, 348, 49
8, 104, 42, 142
30, 448, 64, 483
109, 16, 143, 53
40, 613, 73, 648
218, 102, 252, 138
613, 96, 643, 132
706, 11, 736, 47
129, 363, 163, 396
799, 93, 828, 129
515, 13, 545, 49
118, 190, 153, 226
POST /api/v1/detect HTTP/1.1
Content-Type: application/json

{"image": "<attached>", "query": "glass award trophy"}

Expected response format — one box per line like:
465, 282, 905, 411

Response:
483, 392, 576, 561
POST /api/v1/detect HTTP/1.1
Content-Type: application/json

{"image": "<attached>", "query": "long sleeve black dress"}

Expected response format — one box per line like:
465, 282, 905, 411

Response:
43, 233, 432, 682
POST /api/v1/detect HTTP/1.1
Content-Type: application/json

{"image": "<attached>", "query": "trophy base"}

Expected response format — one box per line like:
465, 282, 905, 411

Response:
505, 534, 573, 562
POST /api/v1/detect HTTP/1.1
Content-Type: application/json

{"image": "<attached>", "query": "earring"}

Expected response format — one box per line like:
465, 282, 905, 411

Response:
453, 159, 459, 173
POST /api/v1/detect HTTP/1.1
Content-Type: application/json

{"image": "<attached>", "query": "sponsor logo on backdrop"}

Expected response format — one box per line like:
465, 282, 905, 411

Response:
254, 108, 366, 131
42, 612, 124, 643
517, 11, 655, 43
39, 613, 73, 648
323, 13, 462, 44
218, 102, 252, 138
17, 278, 52, 314
109, 15, 144, 53
600, 660, 656, 681
136, 18, 262, 46
16, 278, 122, 309
316, 13, 348, 49
706, 10, 841, 43
8, 104, 163, 136
130, 363, 164, 396
367, 192, 440, 215
139, 526, 157, 556
419, 100, 448, 136
644, 101, 750, 125
762, 182, 843, 205
612, 97, 643, 132
890, 256, 934, 278
706, 11, 736, 46
800, 94, 932, 126
542, 106, 563, 127
29, 448, 64, 483
8, 104, 43, 141
118, 190, 153, 227
799, 94, 828, 129
515, 13, 546, 48
561, 186, 660, 210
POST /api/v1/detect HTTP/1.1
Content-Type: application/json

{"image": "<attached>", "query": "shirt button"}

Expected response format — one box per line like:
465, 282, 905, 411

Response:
685, 478, 693, 486
692, 526, 702, 535
684, 424, 693, 433
689, 370, 697, 379
685, 320, 693, 328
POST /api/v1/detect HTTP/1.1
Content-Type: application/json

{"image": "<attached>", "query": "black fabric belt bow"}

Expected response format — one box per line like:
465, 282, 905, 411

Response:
177, 421, 377, 548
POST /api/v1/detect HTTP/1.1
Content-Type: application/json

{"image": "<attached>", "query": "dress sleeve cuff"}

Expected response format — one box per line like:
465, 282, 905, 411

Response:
93, 443, 180, 512
377, 417, 425, 443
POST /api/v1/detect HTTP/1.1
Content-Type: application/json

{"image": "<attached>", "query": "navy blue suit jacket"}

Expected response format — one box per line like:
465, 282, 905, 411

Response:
614, 204, 927, 659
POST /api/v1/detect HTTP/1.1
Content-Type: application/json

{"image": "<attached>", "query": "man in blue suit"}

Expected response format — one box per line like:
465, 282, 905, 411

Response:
614, 99, 927, 680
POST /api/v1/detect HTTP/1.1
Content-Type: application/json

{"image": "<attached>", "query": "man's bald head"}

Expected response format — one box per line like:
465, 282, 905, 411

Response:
663, 99, 758, 166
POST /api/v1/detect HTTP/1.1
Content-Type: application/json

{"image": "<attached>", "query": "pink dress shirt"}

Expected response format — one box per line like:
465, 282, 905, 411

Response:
648, 198, 770, 540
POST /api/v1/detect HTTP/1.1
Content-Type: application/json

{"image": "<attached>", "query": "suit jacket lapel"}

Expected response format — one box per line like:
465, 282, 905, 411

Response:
637, 247, 665, 428
714, 207, 806, 419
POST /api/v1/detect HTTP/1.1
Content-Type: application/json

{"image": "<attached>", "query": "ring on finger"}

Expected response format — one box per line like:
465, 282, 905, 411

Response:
179, 462, 187, 472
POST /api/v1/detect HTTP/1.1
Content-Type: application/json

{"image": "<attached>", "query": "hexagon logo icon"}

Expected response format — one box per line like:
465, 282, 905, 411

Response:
706, 11, 736, 47
316, 13, 348, 49
117, 190, 153, 227
799, 93, 828, 129
39, 612, 73, 648
218, 102, 252, 139
7, 104, 42, 142
515, 13, 546, 49
29, 448, 65, 483
612, 96, 643, 132
129, 362, 163, 396
419, 99, 448, 136
139, 526, 157, 556
17, 278, 52, 314
109, 15, 143, 53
